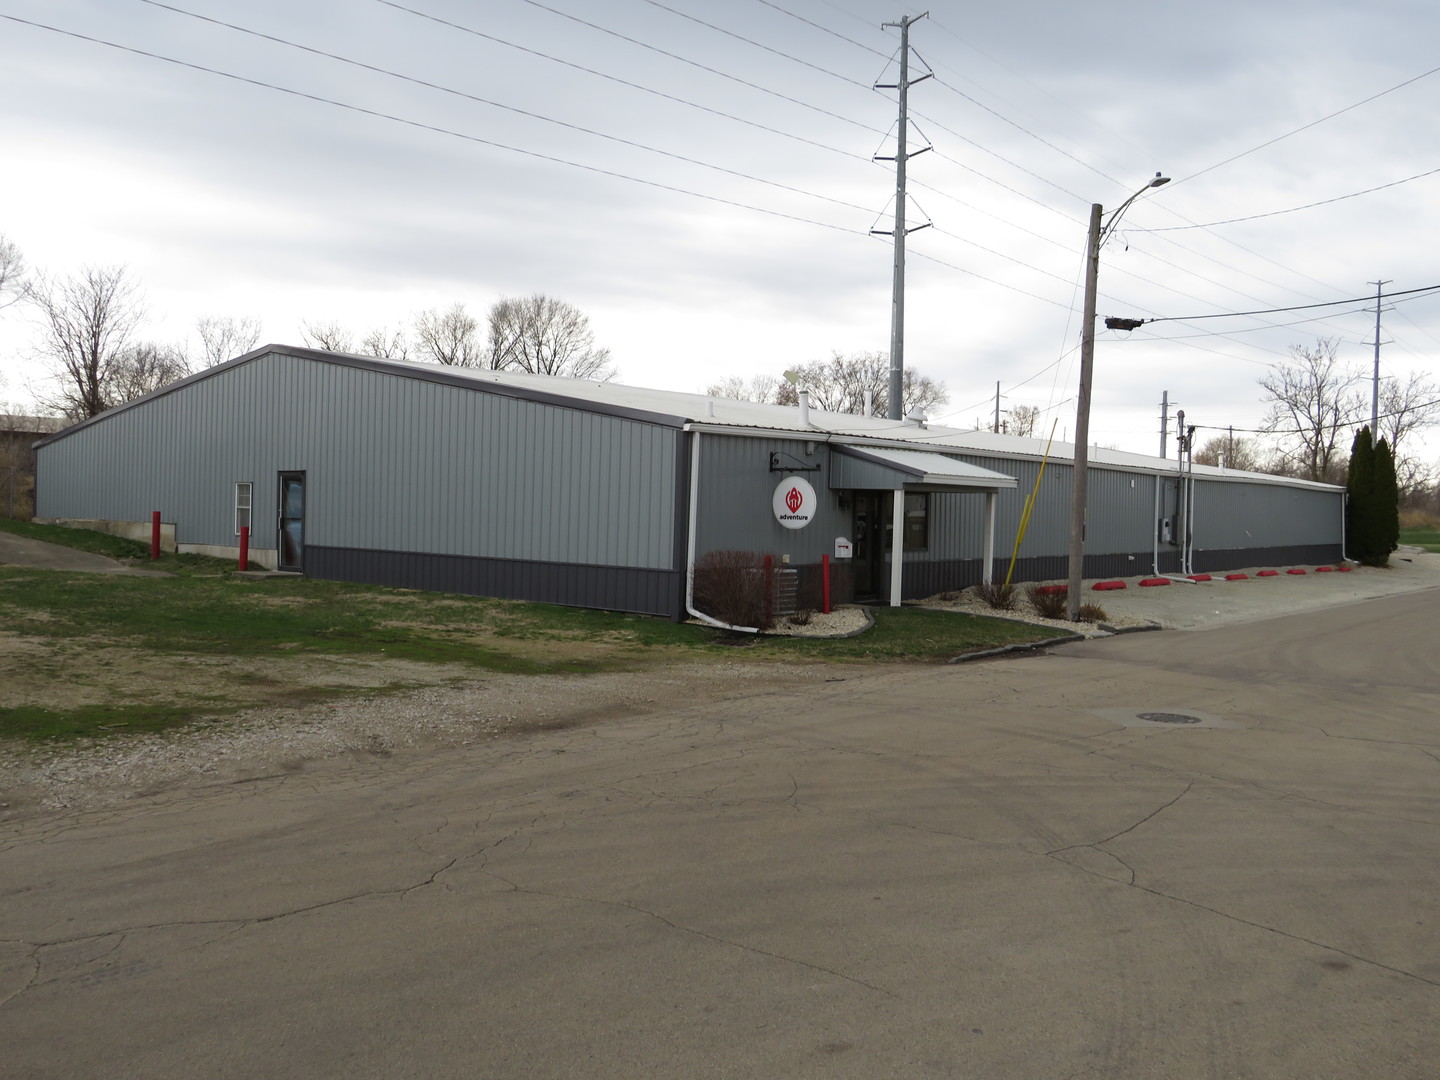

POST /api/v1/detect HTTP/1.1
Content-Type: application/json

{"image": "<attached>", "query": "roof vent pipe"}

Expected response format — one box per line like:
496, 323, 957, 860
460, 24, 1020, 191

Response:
706, 398, 715, 417
864, 389, 874, 417
799, 388, 811, 428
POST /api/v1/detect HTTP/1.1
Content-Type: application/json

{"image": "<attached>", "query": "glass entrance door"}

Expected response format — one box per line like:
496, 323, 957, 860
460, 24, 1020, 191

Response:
851, 492, 888, 600
277, 472, 305, 572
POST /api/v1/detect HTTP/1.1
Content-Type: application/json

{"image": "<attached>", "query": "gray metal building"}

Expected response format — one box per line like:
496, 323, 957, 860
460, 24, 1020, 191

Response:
33, 345, 1344, 620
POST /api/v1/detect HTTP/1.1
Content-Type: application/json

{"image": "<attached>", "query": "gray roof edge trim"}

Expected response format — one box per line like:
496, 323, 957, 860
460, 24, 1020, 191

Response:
32, 345, 688, 449
834, 444, 1018, 489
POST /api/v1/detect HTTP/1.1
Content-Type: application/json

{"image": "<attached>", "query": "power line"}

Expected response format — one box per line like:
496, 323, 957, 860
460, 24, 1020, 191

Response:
1172, 60, 1440, 188
515, 0, 879, 132
375, 0, 873, 162
928, 75, 1120, 189
136, 0, 876, 214
1, 13, 864, 234
1144, 284, 1440, 324
637, 0, 872, 89
1142, 166, 1440, 232
748, 0, 889, 57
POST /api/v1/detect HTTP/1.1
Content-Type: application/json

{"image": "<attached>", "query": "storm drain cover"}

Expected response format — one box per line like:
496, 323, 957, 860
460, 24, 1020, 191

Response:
1136, 711, 1202, 725
1090, 707, 1241, 730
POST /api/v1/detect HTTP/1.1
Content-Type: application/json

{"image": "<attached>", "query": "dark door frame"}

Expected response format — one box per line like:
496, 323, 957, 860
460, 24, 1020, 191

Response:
277, 470, 306, 573
850, 490, 890, 601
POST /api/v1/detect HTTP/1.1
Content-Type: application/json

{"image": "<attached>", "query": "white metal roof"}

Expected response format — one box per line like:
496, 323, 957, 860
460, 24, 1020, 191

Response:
36, 347, 1342, 493
374, 358, 1336, 491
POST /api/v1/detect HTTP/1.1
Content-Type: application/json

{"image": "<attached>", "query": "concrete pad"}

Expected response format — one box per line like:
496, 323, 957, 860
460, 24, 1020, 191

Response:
0, 531, 169, 576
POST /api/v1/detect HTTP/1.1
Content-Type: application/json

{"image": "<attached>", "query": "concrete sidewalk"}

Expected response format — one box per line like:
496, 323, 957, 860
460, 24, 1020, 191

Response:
0, 530, 168, 576
1082, 547, 1440, 630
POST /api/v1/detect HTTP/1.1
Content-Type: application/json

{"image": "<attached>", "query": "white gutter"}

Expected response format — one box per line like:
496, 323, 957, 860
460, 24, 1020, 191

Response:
684, 430, 759, 634
1151, 471, 1162, 576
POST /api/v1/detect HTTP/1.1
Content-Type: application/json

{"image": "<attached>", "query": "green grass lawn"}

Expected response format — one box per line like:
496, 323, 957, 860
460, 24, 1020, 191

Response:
0, 519, 1060, 742
1400, 524, 1440, 553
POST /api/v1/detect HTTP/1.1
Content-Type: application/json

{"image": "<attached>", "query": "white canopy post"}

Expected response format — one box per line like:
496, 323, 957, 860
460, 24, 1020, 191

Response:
890, 487, 906, 607
982, 491, 997, 585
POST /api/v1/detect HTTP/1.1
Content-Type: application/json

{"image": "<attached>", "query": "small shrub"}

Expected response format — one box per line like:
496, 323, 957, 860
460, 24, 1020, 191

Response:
1027, 583, 1068, 619
1076, 603, 1108, 624
790, 608, 814, 626
692, 550, 773, 630
976, 581, 1017, 611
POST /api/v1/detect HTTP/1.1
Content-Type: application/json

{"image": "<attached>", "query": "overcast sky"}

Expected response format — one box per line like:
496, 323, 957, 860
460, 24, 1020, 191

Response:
3, 0, 1438, 460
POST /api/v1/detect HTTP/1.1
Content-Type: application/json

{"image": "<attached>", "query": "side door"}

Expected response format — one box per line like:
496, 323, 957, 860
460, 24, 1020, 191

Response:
277, 471, 306, 572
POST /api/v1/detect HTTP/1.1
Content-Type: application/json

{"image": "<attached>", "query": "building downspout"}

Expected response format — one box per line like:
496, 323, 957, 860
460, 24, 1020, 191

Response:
684, 429, 760, 633
1151, 471, 1162, 576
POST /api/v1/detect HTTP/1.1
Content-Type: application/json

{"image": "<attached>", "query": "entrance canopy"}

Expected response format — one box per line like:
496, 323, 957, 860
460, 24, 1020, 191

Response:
831, 445, 1017, 607
830, 445, 1017, 493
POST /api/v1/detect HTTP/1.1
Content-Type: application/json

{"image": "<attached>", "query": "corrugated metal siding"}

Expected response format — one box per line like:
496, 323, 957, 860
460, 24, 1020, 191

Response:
35, 351, 680, 570
919, 457, 1159, 564
308, 546, 680, 617
694, 435, 843, 562
829, 452, 908, 491
1191, 479, 1342, 551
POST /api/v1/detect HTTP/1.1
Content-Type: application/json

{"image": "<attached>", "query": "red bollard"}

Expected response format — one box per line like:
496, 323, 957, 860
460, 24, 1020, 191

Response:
238, 525, 250, 571
150, 511, 161, 560
822, 554, 831, 614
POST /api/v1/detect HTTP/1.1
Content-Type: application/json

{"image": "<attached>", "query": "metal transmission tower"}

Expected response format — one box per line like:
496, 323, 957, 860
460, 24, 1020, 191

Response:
1364, 279, 1392, 434
873, 13, 932, 420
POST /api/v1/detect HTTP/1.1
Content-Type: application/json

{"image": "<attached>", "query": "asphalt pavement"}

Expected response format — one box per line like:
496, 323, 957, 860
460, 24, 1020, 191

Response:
3, 586, 1440, 1078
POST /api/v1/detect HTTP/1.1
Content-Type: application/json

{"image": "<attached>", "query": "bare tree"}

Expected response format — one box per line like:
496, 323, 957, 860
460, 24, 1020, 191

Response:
728, 351, 946, 418
1004, 404, 1041, 437
360, 325, 408, 361
704, 374, 785, 404
413, 304, 481, 367
1377, 370, 1440, 457
105, 342, 192, 405
487, 294, 615, 380
1193, 434, 1265, 472
300, 320, 354, 353
32, 265, 145, 420
196, 315, 262, 367
1259, 338, 1364, 483
0, 235, 27, 311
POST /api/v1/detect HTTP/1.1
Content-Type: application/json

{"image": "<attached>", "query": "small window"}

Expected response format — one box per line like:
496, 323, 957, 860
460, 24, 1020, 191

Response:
235, 482, 253, 535
903, 492, 929, 551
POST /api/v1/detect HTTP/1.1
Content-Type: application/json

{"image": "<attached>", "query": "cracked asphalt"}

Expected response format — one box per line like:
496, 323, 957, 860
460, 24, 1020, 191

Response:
3, 587, 1440, 1078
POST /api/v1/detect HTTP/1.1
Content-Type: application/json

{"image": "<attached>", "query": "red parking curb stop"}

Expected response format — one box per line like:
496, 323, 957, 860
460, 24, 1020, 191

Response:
1315, 566, 1335, 573
1257, 570, 1279, 577
1287, 568, 1307, 575
1225, 573, 1248, 581
1138, 578, 1170, 587
1092, 581, 1126, 591
1188, 574, 1213, 582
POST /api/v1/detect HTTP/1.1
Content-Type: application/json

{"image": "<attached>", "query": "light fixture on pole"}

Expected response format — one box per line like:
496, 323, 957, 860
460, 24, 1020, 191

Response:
1065, 173, 1169, 621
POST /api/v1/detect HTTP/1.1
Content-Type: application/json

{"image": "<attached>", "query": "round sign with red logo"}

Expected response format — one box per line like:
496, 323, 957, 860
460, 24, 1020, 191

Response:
772, 475, 817, 530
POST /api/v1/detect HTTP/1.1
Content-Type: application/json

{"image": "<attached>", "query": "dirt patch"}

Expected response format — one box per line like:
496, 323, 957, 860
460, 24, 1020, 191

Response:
0, 661, 872, 818
0, 632, 476, 712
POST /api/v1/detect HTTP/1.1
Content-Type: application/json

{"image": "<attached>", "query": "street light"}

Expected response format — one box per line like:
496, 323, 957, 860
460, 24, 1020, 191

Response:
1065, 173, 1169, 621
